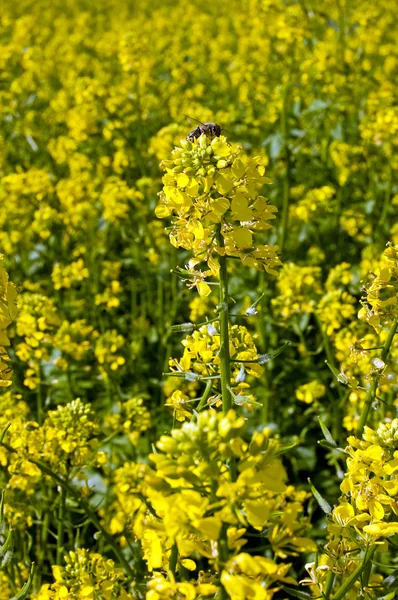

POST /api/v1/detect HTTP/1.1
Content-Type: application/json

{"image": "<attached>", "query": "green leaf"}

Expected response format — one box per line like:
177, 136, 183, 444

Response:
11, 563, 35, 600
319, 439, 339, 450
0, 422, 11, 446
170, 322, 194, 333
274, 439, 298, 456
281, 586, 314, 599
0, 490, 4, 526
318, 417, 337, 447
0, 528, 13, 557
325, 361, 359, 387
308, 478, 332, 514
258, 341, 291, 364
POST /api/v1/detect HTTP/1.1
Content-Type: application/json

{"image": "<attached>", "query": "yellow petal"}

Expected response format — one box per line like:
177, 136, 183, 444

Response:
177, 173, 190, 187
230, 227, 252, 248
197, 281, 211, 297
211, 197, 230, 216
364, 522, 398, 536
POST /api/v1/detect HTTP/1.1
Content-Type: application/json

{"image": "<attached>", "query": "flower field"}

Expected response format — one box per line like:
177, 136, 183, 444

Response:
1, 0, 398, 598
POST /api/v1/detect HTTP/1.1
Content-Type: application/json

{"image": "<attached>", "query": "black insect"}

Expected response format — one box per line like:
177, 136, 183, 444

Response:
186, 117, 222, 142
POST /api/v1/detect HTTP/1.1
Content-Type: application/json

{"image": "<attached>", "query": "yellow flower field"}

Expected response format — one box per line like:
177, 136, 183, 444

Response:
0, 0, 398, 598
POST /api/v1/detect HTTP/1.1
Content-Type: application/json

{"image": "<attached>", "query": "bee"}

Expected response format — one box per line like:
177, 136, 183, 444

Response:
186, 117, 222, 141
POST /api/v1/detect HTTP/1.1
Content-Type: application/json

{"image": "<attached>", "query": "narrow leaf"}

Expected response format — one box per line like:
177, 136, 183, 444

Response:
11, 563, 35, 600
0, 528, 13, 556
308, 478, 331, 514
0, 423, 11, 446
318, 417, 337, 447
258, 341, 291, 364
281, 586, 314, 599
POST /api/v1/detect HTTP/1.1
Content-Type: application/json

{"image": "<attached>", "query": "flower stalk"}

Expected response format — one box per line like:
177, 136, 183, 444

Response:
216, 224, 232, 413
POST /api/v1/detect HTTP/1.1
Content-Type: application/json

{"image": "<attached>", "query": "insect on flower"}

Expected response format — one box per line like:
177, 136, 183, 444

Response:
186, 117, 222, 141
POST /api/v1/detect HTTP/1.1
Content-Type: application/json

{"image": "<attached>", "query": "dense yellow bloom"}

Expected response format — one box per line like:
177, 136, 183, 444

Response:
1, 0, 398, 597
359, 244, 398, 331
157, 134, 281, 293
272, 264, 322, 318
104, 462, 147, 535
317, 290, 356, 335
94, 330, 126, 375
0, 259, 17, 386
147, 573, 217, 600
14, 292, 60, 388
290, 186, 335, 223
35, 549, 134, 600
329, 419, 398, 541
221, 553, 295, 600
54, 319, 99, 364
128, 410, 315, 580
9, 399, 100, 480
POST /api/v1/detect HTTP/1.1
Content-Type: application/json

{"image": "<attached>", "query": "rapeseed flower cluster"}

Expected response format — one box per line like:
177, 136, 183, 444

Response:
157, 135, 281, 296
105, 410, 315, 599
35, 549, 134, 600
0, 260, 17, 387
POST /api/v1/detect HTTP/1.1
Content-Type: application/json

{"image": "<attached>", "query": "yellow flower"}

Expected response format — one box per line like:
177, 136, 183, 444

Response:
165, 390, 192, 422
157, 134, 280, 292
296, 380, 326, 404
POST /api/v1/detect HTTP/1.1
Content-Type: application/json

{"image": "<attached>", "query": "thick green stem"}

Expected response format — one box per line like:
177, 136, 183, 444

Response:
356, 318, 398, 437
216, 226, 236, 487
218, 522, 230, 600
216, 225, 232, 413
323, 571, 335, 599
56, 484, 67, 564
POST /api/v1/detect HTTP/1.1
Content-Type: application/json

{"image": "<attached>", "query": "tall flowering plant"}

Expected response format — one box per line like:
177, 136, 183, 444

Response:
147, 132, 315, 598
156, 133, 281, 414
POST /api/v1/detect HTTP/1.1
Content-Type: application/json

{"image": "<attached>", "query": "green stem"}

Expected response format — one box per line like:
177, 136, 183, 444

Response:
37, 503, 50, 585
195, 379, 213, 414
216, 224, 232, 413
356, 318, 398, 437
323, 571, 335, 599
56, 484, 67, 564
168, 542, 178, 577
332, 545, 376, 600
218, 523, 230, 600
216, 225, 236, 485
